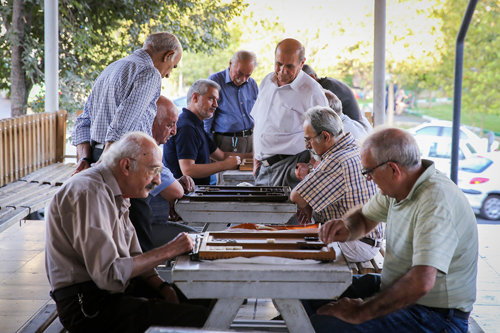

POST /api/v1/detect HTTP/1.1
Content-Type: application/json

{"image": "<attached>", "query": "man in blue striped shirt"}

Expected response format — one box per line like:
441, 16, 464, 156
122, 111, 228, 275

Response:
290, 106, 383, 262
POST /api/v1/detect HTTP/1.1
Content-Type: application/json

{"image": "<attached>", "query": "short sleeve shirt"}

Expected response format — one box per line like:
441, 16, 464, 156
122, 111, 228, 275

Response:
362, 160, 478, 312
163, 109, 218, 185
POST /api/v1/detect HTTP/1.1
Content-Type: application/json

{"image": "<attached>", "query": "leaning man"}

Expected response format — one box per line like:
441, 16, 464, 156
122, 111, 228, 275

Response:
45, 132, 208, 333
306, 128, 478, 333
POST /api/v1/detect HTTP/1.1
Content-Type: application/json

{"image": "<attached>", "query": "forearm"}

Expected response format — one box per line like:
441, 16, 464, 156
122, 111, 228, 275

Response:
159, 180, 184, 203
76, 143, 92, 160
130, 243, 178, 278
290, 189, 308, 209
223, 151, 253, 159
181, 162, 227, 179
344, 208, 378, 241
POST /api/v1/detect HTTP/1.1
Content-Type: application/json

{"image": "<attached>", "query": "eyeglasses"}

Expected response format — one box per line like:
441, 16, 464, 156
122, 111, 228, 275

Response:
130, 158, 162, 177
361, 161, 393, 178
304, 133, 321, 147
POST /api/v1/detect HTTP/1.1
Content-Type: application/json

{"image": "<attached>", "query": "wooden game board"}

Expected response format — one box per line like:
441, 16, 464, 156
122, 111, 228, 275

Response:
191, 229, 336, 261
239, 158, 254, 171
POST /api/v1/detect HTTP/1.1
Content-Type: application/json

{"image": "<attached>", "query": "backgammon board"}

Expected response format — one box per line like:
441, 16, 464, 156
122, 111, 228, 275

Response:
186, 185, 290, 202
191, 229, 336, 262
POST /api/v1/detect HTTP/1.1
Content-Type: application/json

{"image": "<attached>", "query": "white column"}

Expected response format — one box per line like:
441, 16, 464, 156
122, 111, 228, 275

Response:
44, 0, 59, 113
373, 0, 386, 126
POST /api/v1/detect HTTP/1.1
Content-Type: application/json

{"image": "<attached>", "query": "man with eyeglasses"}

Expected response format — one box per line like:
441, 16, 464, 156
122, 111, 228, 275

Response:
290, 106, 383, 263
305, 128, 478, 333
46, 132, 210, 333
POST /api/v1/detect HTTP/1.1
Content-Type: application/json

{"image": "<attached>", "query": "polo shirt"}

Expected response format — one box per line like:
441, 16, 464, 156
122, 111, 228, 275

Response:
204, 68, 258, 139
362, 160, 478, 312
163, 108, 218, 185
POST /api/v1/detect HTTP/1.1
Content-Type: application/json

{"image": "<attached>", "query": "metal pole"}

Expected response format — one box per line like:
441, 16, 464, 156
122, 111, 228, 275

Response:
44, 0, 59, 113
450, 0, 477, 184
373, 0, 386, 127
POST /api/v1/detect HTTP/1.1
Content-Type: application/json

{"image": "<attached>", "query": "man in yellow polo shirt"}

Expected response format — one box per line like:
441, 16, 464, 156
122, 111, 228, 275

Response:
306, 127, 478, 333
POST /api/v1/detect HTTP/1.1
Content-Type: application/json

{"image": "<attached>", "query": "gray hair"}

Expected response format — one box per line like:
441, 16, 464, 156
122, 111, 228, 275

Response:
101, 132, 160, 171
303, 106, 344, 142
361, 128, 421, 170
187, 79, 221, 104
143, 32, 182, 56
324, 90, 343, 115
230, 50, 258, 67
302, 64, 317, 78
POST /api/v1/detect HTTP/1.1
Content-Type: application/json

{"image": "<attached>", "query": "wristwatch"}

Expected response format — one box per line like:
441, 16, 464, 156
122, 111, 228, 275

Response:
79, 157, 92, 164
307, 162, 314, 172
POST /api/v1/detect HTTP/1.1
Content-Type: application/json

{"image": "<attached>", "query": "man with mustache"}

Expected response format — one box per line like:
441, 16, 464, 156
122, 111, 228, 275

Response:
46, 132, 209, 333
164, 79, 252, 185
204, 50, 258, 154
251, 38, 328, 189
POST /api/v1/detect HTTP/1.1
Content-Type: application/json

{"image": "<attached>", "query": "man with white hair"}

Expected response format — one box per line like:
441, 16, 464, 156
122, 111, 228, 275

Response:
290, 106, 383, 263
305, 128, 478, 333
324, 90, 367, 142
46, 132, 209, 333
204, 50, 258, 153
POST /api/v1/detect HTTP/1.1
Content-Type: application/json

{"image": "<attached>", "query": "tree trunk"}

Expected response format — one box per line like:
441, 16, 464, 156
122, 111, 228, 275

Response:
10, 0, 28, 116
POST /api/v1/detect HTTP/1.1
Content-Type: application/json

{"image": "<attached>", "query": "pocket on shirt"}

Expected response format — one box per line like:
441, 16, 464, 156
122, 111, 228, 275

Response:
278, 105, 303, 133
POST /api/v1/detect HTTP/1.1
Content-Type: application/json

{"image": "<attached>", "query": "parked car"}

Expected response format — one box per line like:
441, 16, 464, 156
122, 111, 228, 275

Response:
173, 96, 187, 112
407, 120, 499, 154
458, 152, 500, 220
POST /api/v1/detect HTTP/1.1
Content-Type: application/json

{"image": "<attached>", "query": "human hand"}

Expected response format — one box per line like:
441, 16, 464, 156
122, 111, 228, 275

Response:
253, 158, 262, 177
317, 298, 365, 325
224, 156, 241, 170
318, 219, 350, 244
169, 203, 180, 221
72, 159, 91, 176
166, 232, 194, 258
296, 205, 313, 225
295, 163, 310, 181
160, 285, 180, 304
178, 175, 195, 194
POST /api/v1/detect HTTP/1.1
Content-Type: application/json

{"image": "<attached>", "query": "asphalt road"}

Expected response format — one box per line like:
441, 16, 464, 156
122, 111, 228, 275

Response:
476, 216, 500, 225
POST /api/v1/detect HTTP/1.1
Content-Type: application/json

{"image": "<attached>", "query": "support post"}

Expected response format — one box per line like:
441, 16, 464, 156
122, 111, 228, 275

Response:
44, 0, 59, 114
373, 0, 386, 127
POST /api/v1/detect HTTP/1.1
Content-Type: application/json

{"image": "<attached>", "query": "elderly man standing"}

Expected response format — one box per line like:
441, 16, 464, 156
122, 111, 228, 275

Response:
46, 132, 209, 333
290, 106, 383, 263
204, 50, 258, 153
164, 79, 252, 185
305, 128, 478, 333
252, 38, 328, 188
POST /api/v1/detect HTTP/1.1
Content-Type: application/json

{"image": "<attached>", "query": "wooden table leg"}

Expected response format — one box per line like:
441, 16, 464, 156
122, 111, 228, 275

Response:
203, 298, 244, 330
273, 299, 315, 333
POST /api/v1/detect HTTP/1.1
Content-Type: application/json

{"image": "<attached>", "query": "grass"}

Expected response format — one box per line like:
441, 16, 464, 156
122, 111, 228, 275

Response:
410, 103, 500, 136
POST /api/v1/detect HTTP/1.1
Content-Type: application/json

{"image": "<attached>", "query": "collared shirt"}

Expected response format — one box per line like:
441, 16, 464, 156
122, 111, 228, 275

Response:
341, 114, 368, 143
251, 71, 328, 161
164, 109, 218, 185
204, 68, 258, 139
294, 133, 383, 240
45, 164, 157, 293
72, 49, 161, 145
362, 160, 478, 312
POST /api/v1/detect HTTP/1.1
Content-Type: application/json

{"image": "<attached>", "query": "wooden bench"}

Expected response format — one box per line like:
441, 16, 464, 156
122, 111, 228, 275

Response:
18, 304, 67, 333
0, 163, 75, 233
343, 243, 385, 275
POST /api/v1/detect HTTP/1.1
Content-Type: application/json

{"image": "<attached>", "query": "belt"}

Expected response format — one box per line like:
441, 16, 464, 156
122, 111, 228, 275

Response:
50, 280, 101, 302
91, 141, 105, 149
424, 306, 470, 320
261, 154, 293, 167
214, 129, 253, 137
359, 237, 382, 248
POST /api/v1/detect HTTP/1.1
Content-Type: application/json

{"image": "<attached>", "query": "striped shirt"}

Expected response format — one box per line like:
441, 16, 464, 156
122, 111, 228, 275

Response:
362, 160, 478, 312
295, 133, 383, 239
72, 49, 161, 145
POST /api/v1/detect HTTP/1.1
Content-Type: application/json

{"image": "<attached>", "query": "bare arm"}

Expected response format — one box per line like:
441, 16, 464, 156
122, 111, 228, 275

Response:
73, 142, 92, 175
159, 180, 184, 203
290, 189, 314, 224
319, 208, 379, 244
210, 148, 252, 162
317, 266, 438, 324
179, 157, 240, 179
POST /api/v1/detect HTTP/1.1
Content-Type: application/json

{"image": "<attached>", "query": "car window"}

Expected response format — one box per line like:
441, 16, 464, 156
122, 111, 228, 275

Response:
429, 142, 451, 159
466, 143, 477, 154
460, 157, 493, 173
441, 127, 468, 140
416, 126, 440, 136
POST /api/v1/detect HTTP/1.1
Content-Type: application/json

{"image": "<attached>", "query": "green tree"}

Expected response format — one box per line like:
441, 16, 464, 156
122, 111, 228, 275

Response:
0, 0, 246, 116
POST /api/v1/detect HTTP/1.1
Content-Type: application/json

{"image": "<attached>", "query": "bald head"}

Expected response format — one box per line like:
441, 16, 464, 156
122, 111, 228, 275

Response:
152, 96, 179, 145
274, 38, 306, 86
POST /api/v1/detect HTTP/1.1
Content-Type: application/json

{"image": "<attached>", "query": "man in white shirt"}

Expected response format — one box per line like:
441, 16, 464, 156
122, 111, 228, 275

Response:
251, 38, 328, 188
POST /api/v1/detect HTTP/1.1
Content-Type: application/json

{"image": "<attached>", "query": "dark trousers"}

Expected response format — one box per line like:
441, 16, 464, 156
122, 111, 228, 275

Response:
55, 278, 210, 333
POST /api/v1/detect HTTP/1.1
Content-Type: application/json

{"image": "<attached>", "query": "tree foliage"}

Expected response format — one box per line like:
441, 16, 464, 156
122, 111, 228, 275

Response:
0, 0, 246, 114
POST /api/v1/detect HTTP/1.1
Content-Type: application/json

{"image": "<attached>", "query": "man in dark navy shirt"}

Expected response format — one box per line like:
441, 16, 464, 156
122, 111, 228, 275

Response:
164, 79, 253, 185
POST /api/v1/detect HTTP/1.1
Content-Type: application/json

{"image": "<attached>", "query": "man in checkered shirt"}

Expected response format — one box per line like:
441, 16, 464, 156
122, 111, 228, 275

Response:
290, 106, 384, 262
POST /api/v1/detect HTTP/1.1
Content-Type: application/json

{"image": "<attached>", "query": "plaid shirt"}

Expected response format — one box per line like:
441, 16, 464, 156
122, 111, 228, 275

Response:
295, 133, 384, 239
72, 49, 161, 145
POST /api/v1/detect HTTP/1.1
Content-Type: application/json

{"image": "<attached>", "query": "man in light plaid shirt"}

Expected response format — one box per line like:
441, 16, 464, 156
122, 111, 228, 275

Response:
290, 106, 384, 262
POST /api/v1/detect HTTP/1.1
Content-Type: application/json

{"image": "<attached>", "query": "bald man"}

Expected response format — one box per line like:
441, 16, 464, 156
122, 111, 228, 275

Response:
251, 38, 328, 188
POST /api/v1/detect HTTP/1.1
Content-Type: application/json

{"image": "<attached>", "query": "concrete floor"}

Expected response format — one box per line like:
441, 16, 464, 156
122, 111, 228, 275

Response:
1, 220, 499, 332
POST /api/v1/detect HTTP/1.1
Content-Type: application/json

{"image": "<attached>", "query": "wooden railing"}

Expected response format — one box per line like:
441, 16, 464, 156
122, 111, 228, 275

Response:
0, 110, 67, 187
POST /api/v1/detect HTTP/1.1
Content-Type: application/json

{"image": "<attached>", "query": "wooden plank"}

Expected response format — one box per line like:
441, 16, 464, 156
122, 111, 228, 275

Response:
371, 250, 385, 273
364, 111, 373, 126
347, 261, 359, 275
356, 260, 376, 274
18, 304, 58, 333
0, 183, 53, 207
27, 115, 34, 174
44, 317, 67, 333
56, 110, 67, 163
273, 299, 315, 333
8, 119, 14, 183
468, 317, 485, 333
13, 117, 19, 180
204, 298, 244, 330
0, 207, 30, 233
0, 120, 4, 187
21, 116, 28, 178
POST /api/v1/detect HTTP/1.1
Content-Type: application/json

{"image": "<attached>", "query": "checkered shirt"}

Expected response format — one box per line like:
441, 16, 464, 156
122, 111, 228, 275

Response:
295, 133, 384, 239
72, 49, 162, 145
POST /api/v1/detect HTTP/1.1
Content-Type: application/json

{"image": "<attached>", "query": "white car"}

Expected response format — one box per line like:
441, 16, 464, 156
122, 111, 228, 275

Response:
407, 120, 499, 153
458, 152, 500, 220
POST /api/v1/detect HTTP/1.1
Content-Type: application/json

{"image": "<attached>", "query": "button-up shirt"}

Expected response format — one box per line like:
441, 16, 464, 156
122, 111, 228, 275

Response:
251, 71, 328, 160
294, 133, 383, 240
341, 114, 368, 142
45, 164, 156, 293
72, 49, 161, 145
204, 68, 258, 139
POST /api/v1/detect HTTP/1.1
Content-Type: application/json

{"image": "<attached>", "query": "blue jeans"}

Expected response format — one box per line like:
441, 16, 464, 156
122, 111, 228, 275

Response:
303, 274, 469, 333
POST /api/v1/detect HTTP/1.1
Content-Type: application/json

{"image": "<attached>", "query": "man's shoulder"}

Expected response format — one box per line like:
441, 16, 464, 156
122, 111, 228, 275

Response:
56, 168, 111, 201
208, 69, 226, 83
